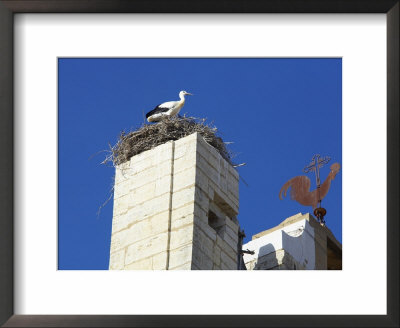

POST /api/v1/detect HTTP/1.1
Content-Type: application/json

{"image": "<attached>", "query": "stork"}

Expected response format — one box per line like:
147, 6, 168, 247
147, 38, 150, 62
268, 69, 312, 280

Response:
145, 90, 193, 122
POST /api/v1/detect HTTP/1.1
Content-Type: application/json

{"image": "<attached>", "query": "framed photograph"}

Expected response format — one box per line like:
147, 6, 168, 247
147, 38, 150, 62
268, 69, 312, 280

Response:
0, 1, 398, 327
57, 57, 342, 273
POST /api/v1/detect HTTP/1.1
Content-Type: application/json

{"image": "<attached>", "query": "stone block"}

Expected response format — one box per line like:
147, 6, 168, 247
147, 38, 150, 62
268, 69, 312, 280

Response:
200, 148, 221, 174
218, 238, 237, 262
218, 175, 228, 196
123, 252, 168, 270
168, 244, 193, 269
110, 228, 131, 254
195, 188, 210, 213
195, 219, 217, 242
128, 182, 156, 207
216, 234, 236, 256
173, 156, 196, 174
208, 186, 215, 200
221, 250, 237, 269
225, 250, 237, 266
152, 141, 174, 165
196, 135, 221, 163
125, 156, 155, 177
112, 192, 170, 233
225, 225, 239, 244
223, 233, 238, 252
113, 193, 132, 216
227, 166, 239, 182
198, 137, 237, 187
194, 166, 209, 193
151, 252, 168, 270
111, 211, 170, 253
171, 185, 196, 210
192, 246, 214, 270
154, 159, 174, 178
171, 203, 195, 230
169, 261, 192, 270
193, 204, 208, 223
111, 212, 133, 234
227, 176, 239, 200
225, 217, 239, 234
114, 162, 130, 183
174, 131, 198, 146
113, 179, 130, 200
124, 257, 153, 270
174, 137, 197, 162
121, 161, 172, 192
154, 174, 173, 197
194, 188, 210, 213
193, 228, 215, 258
213, 246, 221, 267
191, 263, 201, 270
171, 185, 210, 215
197, 154, 220, 186
173, 167, 196, 191
220, 261, 235, 270
125, 150, 150, 168
127, 192, 170, 218
109, 249, 125, 270
128, 141, 173, 168
138, 160, 172, 183
227, 192, 239, 209
125, 232, 169, 265
169, 224, 194, 250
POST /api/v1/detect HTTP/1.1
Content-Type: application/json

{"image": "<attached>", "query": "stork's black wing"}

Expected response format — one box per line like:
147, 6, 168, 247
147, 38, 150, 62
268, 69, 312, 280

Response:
145, 105, 169, 118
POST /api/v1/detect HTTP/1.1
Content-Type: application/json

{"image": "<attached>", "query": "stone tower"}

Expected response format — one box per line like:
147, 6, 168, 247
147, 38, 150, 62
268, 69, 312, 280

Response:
109, 132, 240, 270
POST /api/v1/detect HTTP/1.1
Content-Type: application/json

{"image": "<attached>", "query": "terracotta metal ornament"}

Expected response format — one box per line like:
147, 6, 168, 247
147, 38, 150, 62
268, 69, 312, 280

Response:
279, 154, 341, 226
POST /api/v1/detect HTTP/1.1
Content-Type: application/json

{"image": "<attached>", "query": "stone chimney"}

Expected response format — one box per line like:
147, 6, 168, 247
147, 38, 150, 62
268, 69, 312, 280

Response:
109, 132, 240, 270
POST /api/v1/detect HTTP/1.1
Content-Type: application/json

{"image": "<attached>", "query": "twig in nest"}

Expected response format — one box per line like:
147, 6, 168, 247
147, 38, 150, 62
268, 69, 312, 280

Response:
97, 185, 114, 218
239, 175, 249, 187
88, 150, 108, 161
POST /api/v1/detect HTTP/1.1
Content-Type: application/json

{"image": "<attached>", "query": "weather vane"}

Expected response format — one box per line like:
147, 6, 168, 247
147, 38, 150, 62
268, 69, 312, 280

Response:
279, 154, 341, 226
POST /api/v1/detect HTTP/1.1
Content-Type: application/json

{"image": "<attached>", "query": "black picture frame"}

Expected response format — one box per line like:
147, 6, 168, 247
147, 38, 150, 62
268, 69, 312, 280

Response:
0, 1, 398, 327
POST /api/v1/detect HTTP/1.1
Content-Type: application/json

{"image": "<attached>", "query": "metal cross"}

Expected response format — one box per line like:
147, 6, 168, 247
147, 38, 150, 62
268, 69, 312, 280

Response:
303, 154, 331, 206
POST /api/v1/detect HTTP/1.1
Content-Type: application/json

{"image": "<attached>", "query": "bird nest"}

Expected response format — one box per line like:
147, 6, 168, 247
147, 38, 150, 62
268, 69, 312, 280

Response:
102, 116, 234, 167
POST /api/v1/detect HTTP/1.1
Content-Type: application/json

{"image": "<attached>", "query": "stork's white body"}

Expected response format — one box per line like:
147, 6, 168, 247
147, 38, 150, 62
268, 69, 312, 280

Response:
146, 90, 193, 122
147, 100, 184, 122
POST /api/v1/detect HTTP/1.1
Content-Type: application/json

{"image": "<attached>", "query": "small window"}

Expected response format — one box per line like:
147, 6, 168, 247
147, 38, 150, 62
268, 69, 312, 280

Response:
208, 210, 225, 237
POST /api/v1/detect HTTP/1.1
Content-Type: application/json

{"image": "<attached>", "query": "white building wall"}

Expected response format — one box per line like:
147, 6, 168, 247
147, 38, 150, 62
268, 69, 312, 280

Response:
243, 214, 316, 270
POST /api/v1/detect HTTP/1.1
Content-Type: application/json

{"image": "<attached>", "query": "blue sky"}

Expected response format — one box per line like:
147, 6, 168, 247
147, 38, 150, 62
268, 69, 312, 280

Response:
58, 58, 342, 270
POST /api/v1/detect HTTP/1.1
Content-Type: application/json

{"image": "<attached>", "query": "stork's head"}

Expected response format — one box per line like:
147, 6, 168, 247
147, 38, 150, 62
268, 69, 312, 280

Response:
180, 90, 193, 97
330, 163, 341, 179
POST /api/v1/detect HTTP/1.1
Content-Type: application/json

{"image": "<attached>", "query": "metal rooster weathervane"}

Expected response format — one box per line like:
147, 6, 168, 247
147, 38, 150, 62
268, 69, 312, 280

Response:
279, 154, 341, 226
